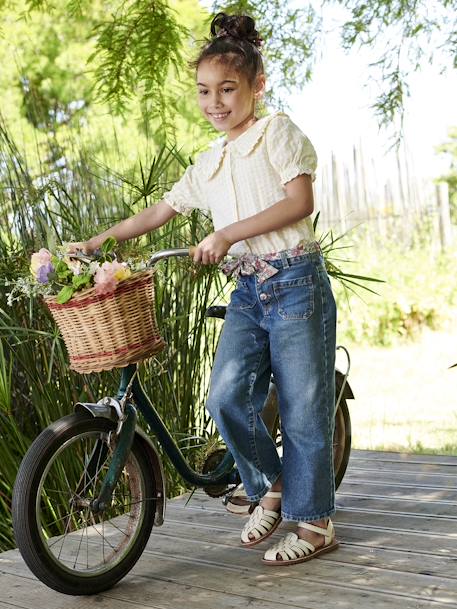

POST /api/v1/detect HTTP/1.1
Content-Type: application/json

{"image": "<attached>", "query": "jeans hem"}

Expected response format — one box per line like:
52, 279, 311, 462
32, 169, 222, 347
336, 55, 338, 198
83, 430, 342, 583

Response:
281, 507, 336, 522
244, 470, 282, 502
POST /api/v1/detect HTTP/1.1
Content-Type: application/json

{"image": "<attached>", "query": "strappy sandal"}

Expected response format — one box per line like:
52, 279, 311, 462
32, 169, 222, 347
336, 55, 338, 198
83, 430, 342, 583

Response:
240, 490, 282, 547
223, 483, 259, 516
262, 518, 339, 565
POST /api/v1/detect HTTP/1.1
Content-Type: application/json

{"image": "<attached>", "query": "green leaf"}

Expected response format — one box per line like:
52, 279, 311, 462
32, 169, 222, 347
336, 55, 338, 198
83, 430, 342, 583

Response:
72, 274, 91, 289
101, 236, 117, 255
56, 286, 75, 304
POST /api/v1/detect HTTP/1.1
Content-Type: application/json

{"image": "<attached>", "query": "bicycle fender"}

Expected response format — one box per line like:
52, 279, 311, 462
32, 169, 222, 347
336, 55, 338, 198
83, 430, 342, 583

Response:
74, 402, 166, 526
75, 401, 120, 421
336, 368, 354, 400
134, 427, 167, 526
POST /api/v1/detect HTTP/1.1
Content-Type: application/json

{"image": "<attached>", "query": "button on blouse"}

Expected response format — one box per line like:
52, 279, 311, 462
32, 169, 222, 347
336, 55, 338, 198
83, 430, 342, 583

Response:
162, 111, 318, 256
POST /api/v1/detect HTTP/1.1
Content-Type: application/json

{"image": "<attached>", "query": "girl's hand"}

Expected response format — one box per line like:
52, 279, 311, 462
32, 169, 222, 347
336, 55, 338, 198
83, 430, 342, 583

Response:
66, 240, 96, 255
193, 231, 232, 265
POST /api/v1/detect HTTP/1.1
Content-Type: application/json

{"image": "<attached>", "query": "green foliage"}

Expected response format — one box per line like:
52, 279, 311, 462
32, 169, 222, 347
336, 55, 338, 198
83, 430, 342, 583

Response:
0, 0, 213, 157
89, 0, 187, 137
2, 0, 455, 142
331, 0, 457, 140
333, 231, 457, 347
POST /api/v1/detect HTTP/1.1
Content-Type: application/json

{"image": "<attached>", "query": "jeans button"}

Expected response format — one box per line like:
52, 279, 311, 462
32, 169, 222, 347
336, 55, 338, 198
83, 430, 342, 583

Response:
260, 293, 269, 302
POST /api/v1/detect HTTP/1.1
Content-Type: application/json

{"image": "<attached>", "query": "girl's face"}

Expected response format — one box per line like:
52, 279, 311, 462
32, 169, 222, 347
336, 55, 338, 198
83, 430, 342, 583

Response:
196, 57, 265, 141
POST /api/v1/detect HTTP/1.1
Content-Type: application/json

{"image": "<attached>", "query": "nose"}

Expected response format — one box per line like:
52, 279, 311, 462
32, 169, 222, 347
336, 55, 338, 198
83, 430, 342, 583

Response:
207, 91, 223, 108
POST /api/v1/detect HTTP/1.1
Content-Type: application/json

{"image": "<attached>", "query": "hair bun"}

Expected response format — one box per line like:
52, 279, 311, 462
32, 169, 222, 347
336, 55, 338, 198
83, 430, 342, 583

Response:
210, 12, 263, 48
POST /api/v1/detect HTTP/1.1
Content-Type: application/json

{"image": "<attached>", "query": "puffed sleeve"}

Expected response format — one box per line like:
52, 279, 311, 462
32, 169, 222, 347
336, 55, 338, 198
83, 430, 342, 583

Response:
265, 114, 317, 184
162, 160, 209, 216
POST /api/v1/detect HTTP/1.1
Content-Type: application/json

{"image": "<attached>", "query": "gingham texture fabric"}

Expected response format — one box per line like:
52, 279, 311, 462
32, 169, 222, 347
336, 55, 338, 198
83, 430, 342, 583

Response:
162, 111, 318, 256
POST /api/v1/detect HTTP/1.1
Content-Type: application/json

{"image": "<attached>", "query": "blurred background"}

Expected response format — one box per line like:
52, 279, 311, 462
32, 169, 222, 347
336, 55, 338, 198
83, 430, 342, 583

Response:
0, 0, 456, 551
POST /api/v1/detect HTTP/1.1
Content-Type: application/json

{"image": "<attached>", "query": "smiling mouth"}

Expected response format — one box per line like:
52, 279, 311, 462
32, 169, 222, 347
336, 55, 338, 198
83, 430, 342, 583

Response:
210, 112, 230, 120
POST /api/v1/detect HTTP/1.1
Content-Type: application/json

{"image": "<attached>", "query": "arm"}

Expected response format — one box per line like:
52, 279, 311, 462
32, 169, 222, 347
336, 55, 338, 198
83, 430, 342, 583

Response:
68, 200, 178, 253
193, 174, 314, 264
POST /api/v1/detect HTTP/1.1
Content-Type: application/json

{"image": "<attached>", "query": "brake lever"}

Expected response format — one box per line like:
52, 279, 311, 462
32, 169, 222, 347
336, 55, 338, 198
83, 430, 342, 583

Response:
67, 249, 117, 264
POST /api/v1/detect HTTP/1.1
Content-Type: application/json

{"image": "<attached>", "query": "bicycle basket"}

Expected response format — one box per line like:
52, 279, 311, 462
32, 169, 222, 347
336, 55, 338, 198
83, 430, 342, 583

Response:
44, 270, 166, 374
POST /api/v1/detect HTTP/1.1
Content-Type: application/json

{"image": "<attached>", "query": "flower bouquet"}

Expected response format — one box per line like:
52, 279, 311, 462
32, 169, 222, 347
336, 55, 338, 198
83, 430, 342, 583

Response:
9, 238, 166, 374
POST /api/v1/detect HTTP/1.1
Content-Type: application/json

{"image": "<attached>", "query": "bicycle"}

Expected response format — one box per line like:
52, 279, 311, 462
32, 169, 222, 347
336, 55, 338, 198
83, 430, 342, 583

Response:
11, 247, 354, 596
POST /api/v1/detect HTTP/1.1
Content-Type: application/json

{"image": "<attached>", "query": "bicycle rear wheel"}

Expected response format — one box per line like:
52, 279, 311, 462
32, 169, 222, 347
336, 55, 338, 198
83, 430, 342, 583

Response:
12, 412, 156, 595
269, 394, 351, 490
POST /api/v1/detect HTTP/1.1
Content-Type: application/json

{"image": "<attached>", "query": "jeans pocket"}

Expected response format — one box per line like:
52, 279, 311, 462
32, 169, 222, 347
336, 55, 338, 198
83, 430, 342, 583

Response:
229, 279, 257, 310
272, 274, 314, 320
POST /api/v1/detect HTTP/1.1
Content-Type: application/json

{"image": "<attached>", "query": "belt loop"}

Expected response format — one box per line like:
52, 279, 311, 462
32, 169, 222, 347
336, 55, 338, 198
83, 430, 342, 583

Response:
280, 250, 290, 269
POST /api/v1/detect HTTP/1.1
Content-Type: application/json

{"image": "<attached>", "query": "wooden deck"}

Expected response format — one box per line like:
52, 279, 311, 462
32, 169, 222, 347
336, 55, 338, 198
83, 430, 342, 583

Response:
1, 449, 457, 609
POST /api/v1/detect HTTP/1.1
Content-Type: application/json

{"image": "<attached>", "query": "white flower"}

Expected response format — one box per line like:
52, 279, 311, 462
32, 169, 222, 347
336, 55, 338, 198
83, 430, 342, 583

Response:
88, 261, 100, 275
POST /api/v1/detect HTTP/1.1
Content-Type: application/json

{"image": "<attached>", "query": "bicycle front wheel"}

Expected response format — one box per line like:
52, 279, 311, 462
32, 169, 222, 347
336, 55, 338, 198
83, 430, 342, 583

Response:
12, 412, 156, 595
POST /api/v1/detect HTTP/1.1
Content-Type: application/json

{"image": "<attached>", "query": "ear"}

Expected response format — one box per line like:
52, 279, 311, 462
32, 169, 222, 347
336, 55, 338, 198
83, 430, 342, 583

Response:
254, 73, 266, 99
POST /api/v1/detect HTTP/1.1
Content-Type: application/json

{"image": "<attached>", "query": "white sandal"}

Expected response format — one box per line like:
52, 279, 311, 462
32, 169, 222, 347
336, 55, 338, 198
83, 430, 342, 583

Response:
240, 490, 282, 547
262, 518, 339, 565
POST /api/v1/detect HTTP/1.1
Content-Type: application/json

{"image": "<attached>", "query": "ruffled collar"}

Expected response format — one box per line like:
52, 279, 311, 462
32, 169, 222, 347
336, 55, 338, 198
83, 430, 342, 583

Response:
203, 111, 285, 180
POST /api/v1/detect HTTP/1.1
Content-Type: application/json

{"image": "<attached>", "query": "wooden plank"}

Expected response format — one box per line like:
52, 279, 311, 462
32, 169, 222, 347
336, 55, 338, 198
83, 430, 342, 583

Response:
168, 500, 456, 535
162, 506, 457, 558
171, 491, 457, 522
337, 481, 457, 502
4, 522, 457, 583
118, 545, 457, 609
0, 571, 160, 609
139, 533, 457, 600
345, 469, 457, 488
148, 526, 457, 580
336, 495, 457, 518
2, 521, 457, 607
349, 450, 457, 466
173, 489, 457, 521
0, 569, 295, 609
348, 462, 457, 476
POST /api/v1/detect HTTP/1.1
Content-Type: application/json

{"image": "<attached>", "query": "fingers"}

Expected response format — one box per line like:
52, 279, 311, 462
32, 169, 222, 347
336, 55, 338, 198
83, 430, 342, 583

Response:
192, 233, 231, 265
193, 247, 222, 265
67, 242, 91, 255
66, 243, 81, 254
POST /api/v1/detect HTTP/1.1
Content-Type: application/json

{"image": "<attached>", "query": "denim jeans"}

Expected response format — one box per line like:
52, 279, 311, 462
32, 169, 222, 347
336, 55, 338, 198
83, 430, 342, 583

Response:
205, 250, 337, 521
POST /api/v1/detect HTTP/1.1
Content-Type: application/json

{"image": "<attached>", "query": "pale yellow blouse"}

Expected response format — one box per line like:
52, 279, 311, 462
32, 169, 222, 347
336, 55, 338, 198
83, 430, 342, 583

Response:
162, 111, 318, 256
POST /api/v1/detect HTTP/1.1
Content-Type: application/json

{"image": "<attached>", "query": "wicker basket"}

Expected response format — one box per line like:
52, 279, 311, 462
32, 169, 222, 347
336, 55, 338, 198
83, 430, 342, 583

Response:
44, 270, 166, 374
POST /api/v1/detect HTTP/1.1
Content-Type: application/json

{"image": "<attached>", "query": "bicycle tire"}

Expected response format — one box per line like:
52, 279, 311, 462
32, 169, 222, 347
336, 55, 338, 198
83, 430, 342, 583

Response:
333, 397, 351, 490
268, 390, 351, 490
12, 412, 157, 595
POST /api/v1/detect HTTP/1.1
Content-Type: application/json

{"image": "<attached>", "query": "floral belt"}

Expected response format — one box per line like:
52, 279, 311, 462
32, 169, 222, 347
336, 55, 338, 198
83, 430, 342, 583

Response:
219, 241, 321, 285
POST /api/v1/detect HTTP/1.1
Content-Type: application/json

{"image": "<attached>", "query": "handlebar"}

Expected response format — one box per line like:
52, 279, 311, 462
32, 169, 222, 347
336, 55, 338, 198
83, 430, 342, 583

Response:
68, 247, 197, 267
147, 247, 196, 267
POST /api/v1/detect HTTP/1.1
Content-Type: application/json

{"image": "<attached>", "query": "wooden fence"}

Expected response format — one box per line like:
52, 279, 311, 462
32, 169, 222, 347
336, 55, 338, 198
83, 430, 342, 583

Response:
314, 141, 453, 251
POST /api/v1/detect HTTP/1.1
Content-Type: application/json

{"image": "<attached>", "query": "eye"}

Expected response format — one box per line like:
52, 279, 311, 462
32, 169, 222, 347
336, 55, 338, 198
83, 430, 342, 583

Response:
223, 88, 234, 93
198, 90, 208, 96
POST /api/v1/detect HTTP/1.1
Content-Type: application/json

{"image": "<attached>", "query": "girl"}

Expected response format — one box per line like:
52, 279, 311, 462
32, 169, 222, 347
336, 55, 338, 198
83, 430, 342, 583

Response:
69, 12, 339, 566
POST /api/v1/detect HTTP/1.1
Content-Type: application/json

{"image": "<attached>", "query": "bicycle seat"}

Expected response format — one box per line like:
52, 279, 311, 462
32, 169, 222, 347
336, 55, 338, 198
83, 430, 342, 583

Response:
205, 305, 227, 320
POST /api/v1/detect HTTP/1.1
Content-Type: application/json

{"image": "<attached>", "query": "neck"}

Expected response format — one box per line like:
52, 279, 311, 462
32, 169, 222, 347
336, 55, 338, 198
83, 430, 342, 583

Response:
226, 113, 258, 142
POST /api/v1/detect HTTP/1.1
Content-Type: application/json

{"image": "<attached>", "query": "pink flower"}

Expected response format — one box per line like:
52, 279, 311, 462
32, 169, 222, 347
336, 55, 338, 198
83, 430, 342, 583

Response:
94, 261, 130, 296
94, 275, 118, 295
